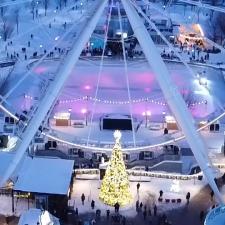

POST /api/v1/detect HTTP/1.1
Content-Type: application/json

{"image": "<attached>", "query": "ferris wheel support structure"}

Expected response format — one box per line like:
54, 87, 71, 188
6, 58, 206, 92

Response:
178, 0, 225, 14
121, 0, 224, 203
0, 0, 108, 188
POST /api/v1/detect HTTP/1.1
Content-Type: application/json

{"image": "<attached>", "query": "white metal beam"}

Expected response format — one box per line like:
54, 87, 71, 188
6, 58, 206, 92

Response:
121, 0, 224, 203
178, 0, 225, 14
0, 0, 108, 187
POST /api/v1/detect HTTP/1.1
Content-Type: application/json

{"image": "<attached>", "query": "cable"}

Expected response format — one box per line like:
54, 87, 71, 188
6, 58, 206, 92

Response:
86, 0, 113, 146
118, 2, 136, 146
178, 0, 225, 14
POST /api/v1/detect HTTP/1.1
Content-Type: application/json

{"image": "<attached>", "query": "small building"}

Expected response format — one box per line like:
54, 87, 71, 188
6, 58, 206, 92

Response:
13, 156, 74, 219
165, 115, 178, 130
0, 152, 74, 219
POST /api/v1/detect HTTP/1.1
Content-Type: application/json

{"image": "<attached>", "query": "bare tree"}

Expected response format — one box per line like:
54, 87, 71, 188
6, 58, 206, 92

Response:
0, 0, 8, 19
211, 23, 217, 42
1, 16, 13, 41
0, 6, 6, 19
217, 13, 225, 44
63, 0, 68, 7
14, 9, 19, 34
57, 0, 62, 10
30, 0, 36, 20
43, 0, 49, 16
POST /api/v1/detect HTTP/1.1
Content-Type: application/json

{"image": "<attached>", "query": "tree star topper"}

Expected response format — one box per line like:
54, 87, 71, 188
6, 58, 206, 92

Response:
114, 130, 121, 143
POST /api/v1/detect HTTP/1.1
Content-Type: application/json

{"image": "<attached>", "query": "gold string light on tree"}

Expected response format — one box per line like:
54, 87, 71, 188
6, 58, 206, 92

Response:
99, 130, 132, 206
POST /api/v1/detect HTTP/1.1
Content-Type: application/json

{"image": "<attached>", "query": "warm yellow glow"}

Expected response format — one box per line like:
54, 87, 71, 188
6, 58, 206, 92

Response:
99, 131, 132, 206
165, 115, 176, 123
54, 112, 70, 120
196, 24, 204, 37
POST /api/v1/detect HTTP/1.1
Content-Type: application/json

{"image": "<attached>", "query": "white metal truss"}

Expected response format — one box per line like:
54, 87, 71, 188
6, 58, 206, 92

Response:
0, 0, 108, 187
0, 0, 224, 205
121, 0, 223, 203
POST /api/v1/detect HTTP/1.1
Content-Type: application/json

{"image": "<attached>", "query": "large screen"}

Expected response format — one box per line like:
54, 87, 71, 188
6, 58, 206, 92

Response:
103, 118, 132, 130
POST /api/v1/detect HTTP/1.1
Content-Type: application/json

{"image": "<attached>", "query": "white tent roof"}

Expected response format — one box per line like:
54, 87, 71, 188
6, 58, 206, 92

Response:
12, 156, 74, 195
0, 152, 16, 180
18, 208, 60, 225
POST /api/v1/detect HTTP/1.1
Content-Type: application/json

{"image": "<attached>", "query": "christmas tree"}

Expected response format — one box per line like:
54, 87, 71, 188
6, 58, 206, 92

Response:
99, 130, 132, 206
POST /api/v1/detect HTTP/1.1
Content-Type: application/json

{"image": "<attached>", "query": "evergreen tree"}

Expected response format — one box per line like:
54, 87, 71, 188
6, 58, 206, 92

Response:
99, 130, 132, 206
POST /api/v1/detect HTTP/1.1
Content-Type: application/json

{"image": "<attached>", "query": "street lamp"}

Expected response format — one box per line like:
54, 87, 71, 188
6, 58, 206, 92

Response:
81, 108, 88, 126
142, 110, 151, 128
162, 111, 166, 128
80, 2, 83, 14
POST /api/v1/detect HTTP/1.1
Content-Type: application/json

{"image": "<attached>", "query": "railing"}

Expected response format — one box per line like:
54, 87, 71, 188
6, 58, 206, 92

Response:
74, 168, 201, 181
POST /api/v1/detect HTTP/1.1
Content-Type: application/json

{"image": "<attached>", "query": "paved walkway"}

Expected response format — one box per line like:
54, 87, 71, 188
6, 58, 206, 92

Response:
0, 184, 219, 225
67, 184, 218, 225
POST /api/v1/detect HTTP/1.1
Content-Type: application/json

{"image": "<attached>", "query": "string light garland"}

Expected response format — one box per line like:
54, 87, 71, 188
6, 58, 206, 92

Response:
56, 95, 206, 107
0, 102, 225, 151
24, 92, 208, 107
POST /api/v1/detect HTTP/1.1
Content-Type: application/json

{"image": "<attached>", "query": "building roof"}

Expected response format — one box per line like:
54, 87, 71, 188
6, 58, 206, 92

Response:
18, 208, 60, 225
11, 155, 74, 195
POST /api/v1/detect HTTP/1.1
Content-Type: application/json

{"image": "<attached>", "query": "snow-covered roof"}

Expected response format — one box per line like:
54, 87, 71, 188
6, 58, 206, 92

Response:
18, 208, 60, 225
13, 156, 74, 195
0, 152, 15, 178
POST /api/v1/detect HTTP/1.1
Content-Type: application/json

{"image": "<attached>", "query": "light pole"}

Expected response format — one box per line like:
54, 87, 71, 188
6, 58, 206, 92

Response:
81, 108, 87, 126
80, 2, 83, 14
162, 111, 166, 128
142, 110, 151, 128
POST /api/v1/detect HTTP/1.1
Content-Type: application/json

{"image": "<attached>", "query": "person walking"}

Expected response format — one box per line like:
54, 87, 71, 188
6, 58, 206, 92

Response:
143, 210, 147, 220
200, 210, 204, 221
186, 192, 190, 204
140, 202, 143, 210
148, 207, 152, 216
75, 208, 78, 216
137, 182, 140, 192
210, 190, 214, 200
114, 202, 120, 213
154, 205, 157, 216
81, 193, 85, 205
106, 209, 110, 220
122, 216, 126, 225
159, 190, 163, 197
91, 200, 95, 209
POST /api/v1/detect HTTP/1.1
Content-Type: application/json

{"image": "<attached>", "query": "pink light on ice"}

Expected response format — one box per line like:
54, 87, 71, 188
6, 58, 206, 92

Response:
33, 66, 47, 74
84, 85, 91, 90
81, 108, 87, 114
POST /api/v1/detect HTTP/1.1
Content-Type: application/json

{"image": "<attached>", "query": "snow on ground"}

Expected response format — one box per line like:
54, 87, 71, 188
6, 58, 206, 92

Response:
0, 0, 90, 61
69, 174, 206, 217
0, 174, 205, 217
48, 121, 225, 156
0, 195, 35, 217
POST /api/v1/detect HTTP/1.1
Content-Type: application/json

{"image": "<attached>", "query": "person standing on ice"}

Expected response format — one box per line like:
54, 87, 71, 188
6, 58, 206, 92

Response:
81, 193, 85, 205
